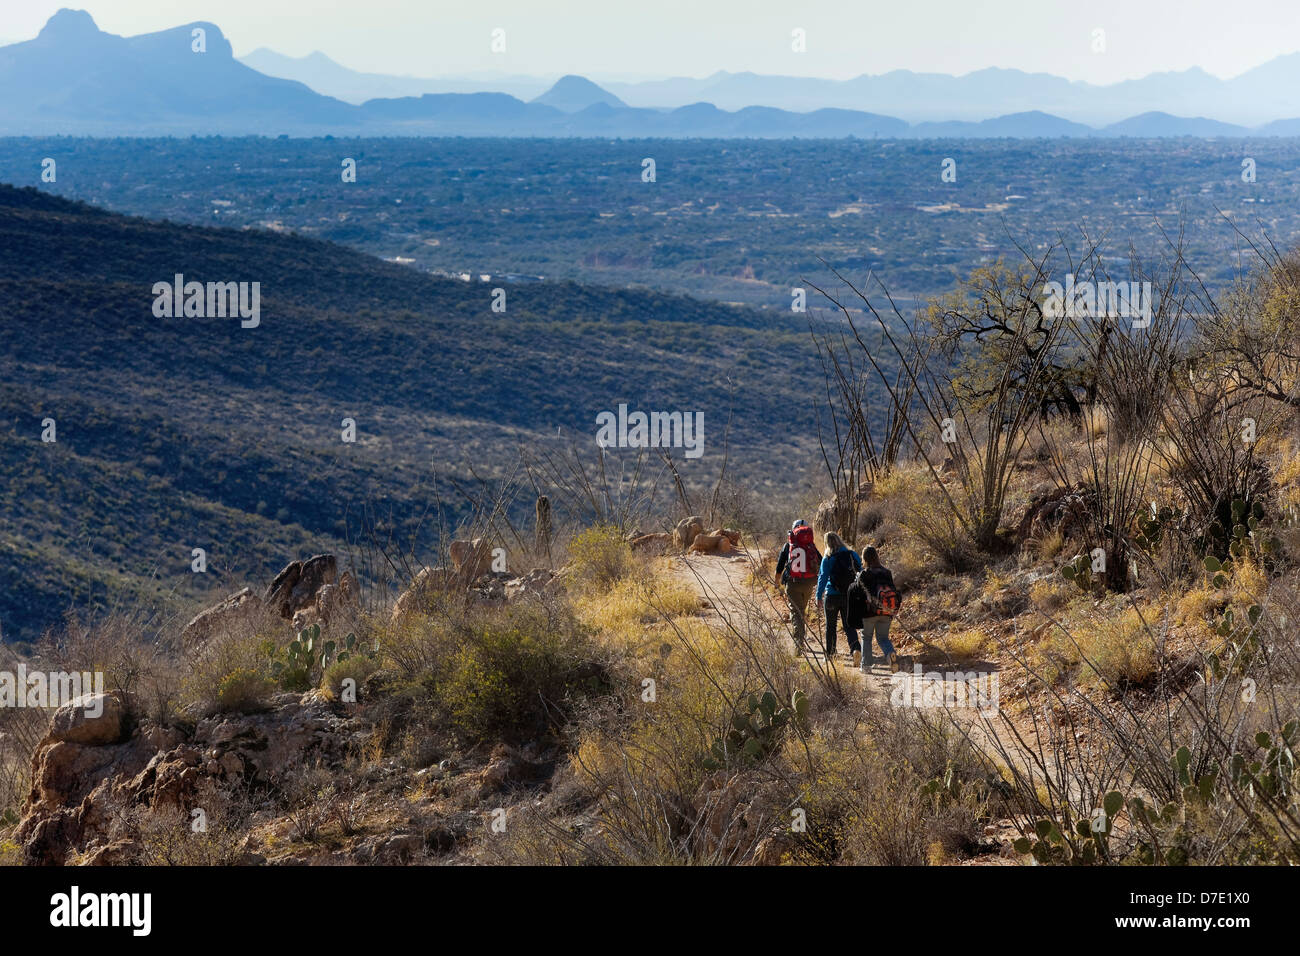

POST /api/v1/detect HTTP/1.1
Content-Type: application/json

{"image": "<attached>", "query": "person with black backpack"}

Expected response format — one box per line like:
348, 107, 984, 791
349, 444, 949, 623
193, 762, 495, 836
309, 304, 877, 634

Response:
847, 546, 901, 672
815, 532, 863, 666
774, 519, 821, 650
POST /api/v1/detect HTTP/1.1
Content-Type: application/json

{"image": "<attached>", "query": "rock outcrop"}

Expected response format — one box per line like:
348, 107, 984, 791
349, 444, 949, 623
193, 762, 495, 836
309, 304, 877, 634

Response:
180, 587, 266, 647
391, 566, 457, 620
674, 515, 705, 550
814, 480, 875, 537
1014, 483, 1091, 541
266, 554, 339, 620
687, 528, 743, 555
15, 689, 361, 866
449, 538, 495, 581
630, 532, 672, 553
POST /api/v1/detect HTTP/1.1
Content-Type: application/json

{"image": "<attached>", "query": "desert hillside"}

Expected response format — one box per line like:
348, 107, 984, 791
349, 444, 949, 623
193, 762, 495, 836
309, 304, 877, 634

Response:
5, 237, 1300, 867
0, 184, 829, 643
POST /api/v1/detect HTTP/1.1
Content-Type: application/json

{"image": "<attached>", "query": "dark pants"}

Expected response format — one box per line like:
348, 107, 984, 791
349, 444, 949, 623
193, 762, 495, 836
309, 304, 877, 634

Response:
824, 593, 860, 655
784, 578, 816, 647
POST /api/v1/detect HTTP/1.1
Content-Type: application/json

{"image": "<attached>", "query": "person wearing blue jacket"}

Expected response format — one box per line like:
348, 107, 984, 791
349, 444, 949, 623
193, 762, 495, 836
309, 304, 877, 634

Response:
815, 531, 862, 666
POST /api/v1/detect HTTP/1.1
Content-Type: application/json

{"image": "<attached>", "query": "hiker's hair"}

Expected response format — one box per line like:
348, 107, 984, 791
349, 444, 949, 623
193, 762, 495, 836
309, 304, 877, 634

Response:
824, 532, 846, 552
863, 546, 880, 565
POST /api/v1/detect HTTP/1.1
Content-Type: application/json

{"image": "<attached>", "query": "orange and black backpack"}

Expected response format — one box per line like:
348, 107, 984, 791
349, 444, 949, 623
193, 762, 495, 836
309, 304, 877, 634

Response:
858, 566, 902, 616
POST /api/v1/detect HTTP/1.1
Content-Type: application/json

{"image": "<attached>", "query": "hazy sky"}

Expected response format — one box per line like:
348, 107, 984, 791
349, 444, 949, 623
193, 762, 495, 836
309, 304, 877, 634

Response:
7, 1, 1300, 82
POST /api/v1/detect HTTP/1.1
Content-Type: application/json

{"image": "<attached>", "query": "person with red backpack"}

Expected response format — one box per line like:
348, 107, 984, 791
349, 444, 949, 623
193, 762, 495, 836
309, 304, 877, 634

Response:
846, 546, 901, 671
774, 519, 820, 650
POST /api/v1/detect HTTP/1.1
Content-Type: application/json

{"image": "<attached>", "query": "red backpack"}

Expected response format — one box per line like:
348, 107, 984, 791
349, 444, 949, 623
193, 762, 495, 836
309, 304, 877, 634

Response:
786, 527, 819, 580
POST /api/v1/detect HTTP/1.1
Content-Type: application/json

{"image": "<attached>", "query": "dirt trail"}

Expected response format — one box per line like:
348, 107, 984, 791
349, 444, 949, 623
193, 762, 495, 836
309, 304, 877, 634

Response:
664, 547, 1058, 790
665, 547, 954, 695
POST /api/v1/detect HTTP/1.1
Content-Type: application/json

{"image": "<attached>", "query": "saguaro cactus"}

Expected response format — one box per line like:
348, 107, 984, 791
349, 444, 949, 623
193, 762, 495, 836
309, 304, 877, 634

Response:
535, 494, 553, 567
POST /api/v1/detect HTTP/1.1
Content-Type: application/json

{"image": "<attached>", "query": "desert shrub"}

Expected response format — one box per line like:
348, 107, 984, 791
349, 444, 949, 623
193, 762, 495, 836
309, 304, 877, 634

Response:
215, 666, 276, 714
1078, 606, 1159, 688
1028, 576, 1073, 614
275, 762, 339, 844
1031, 527, 1067, 562
322, 654, 379, 699
35, 609, 184, 723
182, 626, 280, 716
573, 572, 701, 642
0, 647, 45, 827
901, 483, 977, 572
426, 604, 610, 744
1037, 604, 1159, 690
102, 780, 259, 865
566, 525, 634, 590
791, 704, 990, 866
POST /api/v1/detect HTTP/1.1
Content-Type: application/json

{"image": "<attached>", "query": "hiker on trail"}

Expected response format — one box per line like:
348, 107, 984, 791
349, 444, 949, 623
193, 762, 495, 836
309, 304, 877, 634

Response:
774, 519, 820, 649
846, 545, 901, 672
815, 532, 863, 666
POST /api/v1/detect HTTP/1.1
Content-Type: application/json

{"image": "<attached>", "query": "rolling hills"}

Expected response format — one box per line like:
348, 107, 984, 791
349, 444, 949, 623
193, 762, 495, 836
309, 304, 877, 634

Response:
0, 184, 828, 642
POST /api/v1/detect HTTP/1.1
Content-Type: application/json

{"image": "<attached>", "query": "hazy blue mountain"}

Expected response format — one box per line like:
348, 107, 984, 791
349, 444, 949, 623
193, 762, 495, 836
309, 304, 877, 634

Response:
239, 47, 552, 103
0, 9, 358, 134
1100, 112, 1251, 138
360, 92, 567, 133
1256, 117, 1300, 136
909, 111, 1095, 138
532, 75, 626, 111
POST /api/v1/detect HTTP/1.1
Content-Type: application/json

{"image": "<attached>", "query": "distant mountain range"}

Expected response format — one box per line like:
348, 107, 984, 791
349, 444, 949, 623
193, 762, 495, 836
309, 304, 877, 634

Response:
4, 9, 1299, 138
239, 44, 1300, 130
594, 63, 1300, 127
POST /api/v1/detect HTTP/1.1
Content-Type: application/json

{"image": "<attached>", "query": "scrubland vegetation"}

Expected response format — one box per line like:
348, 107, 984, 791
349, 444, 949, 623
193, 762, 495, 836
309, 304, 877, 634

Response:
5, 200, 1300, 865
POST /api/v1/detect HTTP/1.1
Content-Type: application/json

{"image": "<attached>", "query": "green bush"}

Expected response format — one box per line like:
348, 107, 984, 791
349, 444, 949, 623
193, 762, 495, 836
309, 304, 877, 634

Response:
566, 525, 633, 590
428, 606, 608, 743
215, 667, 276, 714
322, 654, 379, 700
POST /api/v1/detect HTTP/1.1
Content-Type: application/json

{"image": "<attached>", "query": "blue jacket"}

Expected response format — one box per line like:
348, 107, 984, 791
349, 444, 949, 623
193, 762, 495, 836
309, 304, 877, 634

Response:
816, 548, 861, 602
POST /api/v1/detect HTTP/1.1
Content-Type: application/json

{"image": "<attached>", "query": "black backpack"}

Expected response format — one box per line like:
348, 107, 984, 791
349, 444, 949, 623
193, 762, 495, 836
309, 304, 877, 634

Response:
829, 549, 857, 593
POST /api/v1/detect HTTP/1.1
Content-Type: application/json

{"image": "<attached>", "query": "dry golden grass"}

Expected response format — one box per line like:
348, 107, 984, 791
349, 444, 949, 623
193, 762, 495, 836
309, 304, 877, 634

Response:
1030, 599, 1161, 689
1174, 584, 1221, 629
1031, 527, 1068, 562
1028, 576, 1073, 614
936, 626, 993, 661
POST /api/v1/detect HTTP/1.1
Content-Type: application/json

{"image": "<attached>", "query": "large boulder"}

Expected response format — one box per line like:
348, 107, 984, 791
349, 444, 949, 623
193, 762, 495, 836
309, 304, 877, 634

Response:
449, 538, 495, 581
44, 691, 131, 747
814, 481, 874, 537
674, 516, 705, 550
314, 569, 360, 626
391, 566, 457, 621
265, 554, 338, 620
180, 587, 265, 646
1014, 483, 1090, 542
687, 528, 743, 556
